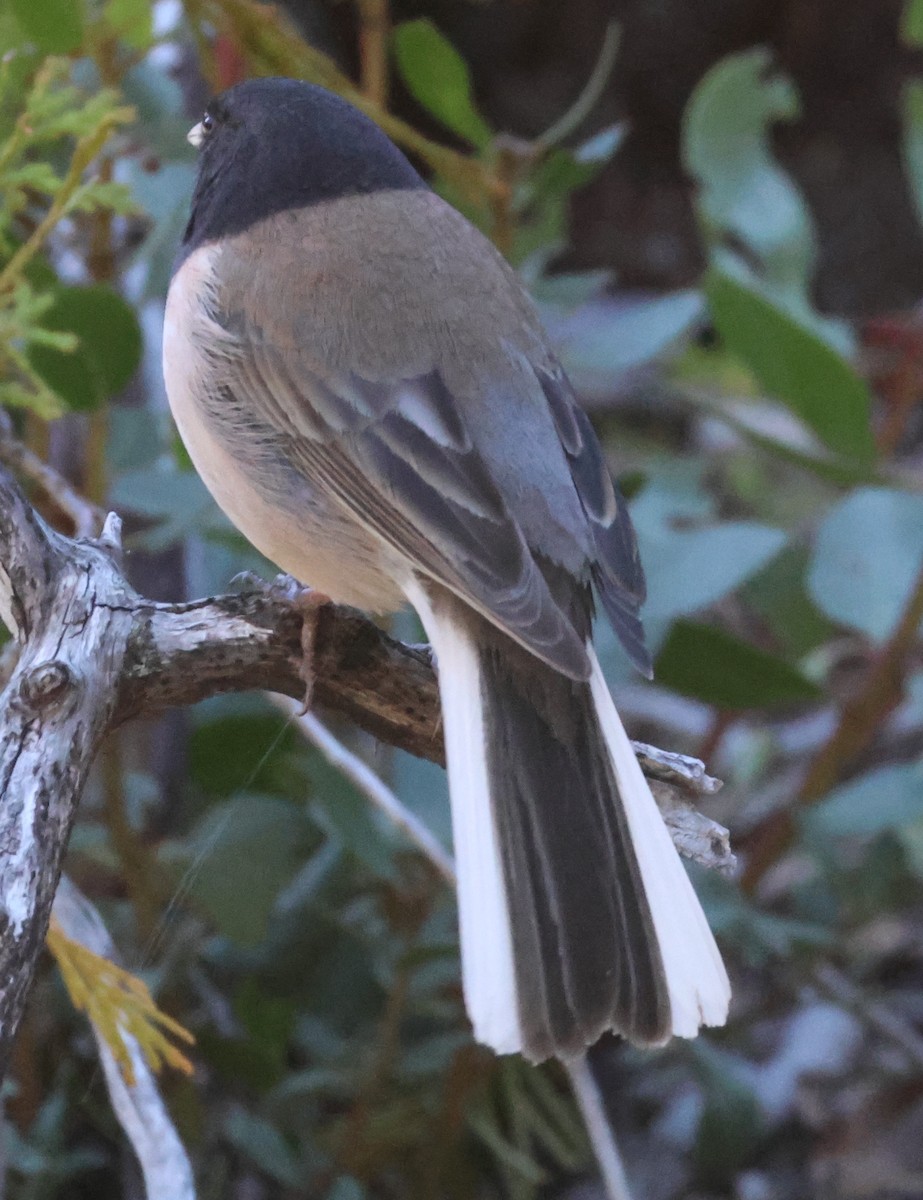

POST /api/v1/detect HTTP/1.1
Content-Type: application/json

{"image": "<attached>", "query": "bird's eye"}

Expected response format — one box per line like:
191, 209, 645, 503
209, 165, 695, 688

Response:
201, 112, 215, 133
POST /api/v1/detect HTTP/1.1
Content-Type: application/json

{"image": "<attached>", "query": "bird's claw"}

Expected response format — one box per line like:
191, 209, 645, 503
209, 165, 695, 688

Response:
228, 569, 266, 594
227, 572, 330, 711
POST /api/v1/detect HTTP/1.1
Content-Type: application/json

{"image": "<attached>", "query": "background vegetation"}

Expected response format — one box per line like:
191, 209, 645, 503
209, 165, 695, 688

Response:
1, 0, 923, 1196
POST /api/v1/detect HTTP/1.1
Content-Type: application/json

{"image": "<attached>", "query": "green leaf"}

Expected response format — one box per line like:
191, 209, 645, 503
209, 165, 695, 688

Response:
635, 514, 786, 648
4, 162, 61, 192
28, 285, 142, 412
110, 464, 223, 550
696, 871, 831, 963
549, 290, 704, 395
525, 147, 602, 202
655, 620, 821, 709
189, 698, 296, 798
807, 487, 923, 642
9, 0, 82, 52
510, 138, 621, 262
467, 1110, 547, 1186
531, 267, 611, 309
231, 979, 297, 1087
691, 1042, 765, 1184
104, 0, 153, 48
683, 47, 810, 288
106, 407, 163, 472
706, 263, 874, 461
222, 1107, 303, 1187
122, 61, 190, 158
68, 180, 135, 216
126, 160, 196, 299
743, 545, 834, 656
627, 465, 787, 652
804, 764, 923, 840
684, 49, 853, 356
308, 753, 396, 879
175, 795, 312, 946
393, 19, 491, 149
903, 0, 923, 45
685, 387, 881, 488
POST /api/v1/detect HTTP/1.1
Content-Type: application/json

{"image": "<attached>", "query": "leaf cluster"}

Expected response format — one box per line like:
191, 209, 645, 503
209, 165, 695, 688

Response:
0, 57, 135, 416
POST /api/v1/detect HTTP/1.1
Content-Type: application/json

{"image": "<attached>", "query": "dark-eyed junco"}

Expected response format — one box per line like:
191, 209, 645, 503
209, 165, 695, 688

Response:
163, 77, 729, 1062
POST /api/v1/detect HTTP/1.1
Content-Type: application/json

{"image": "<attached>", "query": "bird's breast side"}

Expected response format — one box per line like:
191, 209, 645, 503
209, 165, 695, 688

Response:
162, 245, 405, 613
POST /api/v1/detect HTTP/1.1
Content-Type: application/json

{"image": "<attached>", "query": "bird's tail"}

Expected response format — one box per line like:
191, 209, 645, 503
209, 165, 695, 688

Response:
407, 581, 730, 1063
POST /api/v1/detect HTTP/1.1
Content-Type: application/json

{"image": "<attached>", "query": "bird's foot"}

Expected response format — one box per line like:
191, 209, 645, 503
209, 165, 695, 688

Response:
407, 642, 438, 672
274, 577, 332, 713
227, 572, 331, 710
228, 569, 266, 594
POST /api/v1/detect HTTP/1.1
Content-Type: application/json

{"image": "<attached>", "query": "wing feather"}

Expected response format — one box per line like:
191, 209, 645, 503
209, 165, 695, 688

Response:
212, 317, 591, 679
538, 365, 652, 676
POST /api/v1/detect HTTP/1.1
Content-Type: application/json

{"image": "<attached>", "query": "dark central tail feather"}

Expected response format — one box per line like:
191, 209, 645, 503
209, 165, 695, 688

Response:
406, 578, 730, 1063
479, 629, 670, 1060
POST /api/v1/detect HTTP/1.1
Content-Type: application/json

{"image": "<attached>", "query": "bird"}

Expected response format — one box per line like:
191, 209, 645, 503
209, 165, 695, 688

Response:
163, 76, 730, 1063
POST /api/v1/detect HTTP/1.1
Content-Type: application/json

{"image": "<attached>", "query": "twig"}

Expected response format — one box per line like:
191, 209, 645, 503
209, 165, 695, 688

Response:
537, 23, 621, 149
565, 1056, 634, 1200
489, 140, 520, 260
631, 740, 723, 794
122, 587, 443, 763
485, 23, 622, 257
743, 562, 923, 889
357, 0, 390, 110
799, 562, 923, 802
52, 877, 196, 1200
0, 409, 103, 537
651, 782, 736, 876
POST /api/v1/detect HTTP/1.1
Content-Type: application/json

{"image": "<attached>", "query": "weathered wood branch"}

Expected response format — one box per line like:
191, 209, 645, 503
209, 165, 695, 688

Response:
0, 473, 133, 1081
117, 588, 442, 761
0, 462, 732, 1080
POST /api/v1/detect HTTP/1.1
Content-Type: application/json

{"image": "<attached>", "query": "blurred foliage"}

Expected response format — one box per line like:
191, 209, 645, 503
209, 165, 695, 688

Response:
0, 0, 922, 1198
0, 57, 135, 416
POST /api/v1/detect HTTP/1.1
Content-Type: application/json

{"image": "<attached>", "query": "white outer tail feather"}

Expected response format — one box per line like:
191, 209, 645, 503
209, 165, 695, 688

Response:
406, 580, 521, 1053
408, 579, 731, 1055
587, 648, 731, 1036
